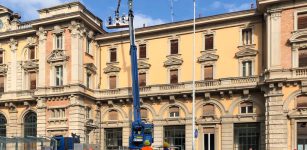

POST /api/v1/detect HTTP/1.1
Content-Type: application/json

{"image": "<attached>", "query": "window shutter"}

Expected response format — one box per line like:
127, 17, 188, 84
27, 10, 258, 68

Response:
109, 76, 117, 89
141, 108, 148, 119
0, 76, 4, 92
297, 96, 307, 108
203, 104, 215, 116
170, 39, 178, 54
29, 72, 36, 90
204, 66, 213, 80
139, 44, 146, 58
139, 73, 146, 86
169, 106, 179, 114
110, 49, 117, 62
205, 34, 214, 50
298, 13, 307, 30
299, 48, 307, 67
203, 127, 215, 134
170, 69, 178, 84
109, 110, 118, 120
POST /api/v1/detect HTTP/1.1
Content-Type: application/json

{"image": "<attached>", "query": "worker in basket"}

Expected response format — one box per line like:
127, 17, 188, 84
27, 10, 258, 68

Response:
163, 141, 170, 150
141, 140, 153, 150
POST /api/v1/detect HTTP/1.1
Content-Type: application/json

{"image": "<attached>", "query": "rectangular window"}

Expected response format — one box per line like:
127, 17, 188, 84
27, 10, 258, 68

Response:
297, 122, 307, 150
139, 73, 146, 87
170, 39, 178, 55
86, 73, 91, 88
242, 28, 252, 45
109, 75, 117, 89
110, 48, 117, 62
0, 76, 4, 92
299, 48, 307, 67
234, 123, 260, 150
169, 106, 179, 118
204, 127, 215, 150
0, 51, 3, 64
29, 72, 36, 90
204, 66, 213, 80
298, 12, 307, 30
164, 126, 185, 150
240, 102, 254, 114
55, 34, 63, 49
86, 37, 91, 54
55, 65, 63, 86
205, 34, 214, 50
242, 61, 252, 77
104, 128, 123, 150
139, 44, 147, 58
170, 69, 178, 84
29, 47, 35, 60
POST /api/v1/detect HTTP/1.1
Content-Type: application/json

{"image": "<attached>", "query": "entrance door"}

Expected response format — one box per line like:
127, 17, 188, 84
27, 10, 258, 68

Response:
298, 122, 307, 150
204, 128, 215, 150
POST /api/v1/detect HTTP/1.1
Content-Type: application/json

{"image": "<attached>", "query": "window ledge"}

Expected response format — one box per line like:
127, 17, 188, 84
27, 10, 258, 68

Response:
106, 62, 119, 65
48, 118, 67, 121
138, 58, 149, 61
201, 49, 217, 53
237, 113, 257, 118
237, 44, 256, 49
202, 114, 216, 118
167, 54, 181, 58
85, 52, 94, 58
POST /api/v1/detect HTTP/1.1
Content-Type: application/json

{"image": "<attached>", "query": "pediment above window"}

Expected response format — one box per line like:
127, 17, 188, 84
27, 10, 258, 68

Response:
0, 64, 7, 74
235, 48, 258, 58
104, 65, 121, 74
290, 30, 307, 43
22, 60, 38, 71
85, 63, 97, 74
138, 60, 151, 70
164, 56, 183, 67
198, 53, 219, 63
47, 49, 69, 63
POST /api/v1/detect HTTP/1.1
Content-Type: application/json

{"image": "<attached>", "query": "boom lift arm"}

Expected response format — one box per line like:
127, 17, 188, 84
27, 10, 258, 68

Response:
107, 0, 154, 149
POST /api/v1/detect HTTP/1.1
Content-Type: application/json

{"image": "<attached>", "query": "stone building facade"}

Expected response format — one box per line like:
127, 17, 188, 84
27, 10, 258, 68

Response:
0, 0, 307, 150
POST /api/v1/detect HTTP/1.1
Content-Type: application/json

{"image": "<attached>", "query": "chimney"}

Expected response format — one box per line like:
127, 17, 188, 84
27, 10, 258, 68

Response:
143, 23, 146, 28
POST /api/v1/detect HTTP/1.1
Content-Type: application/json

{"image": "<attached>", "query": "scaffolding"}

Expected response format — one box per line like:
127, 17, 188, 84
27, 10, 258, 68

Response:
0, 136, 57, 150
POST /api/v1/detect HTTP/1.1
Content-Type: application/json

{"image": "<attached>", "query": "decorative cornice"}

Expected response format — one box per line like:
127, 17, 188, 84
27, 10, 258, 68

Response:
85, 63, 97, 74
69, 20, 86, 38
36, 27, 47, 41
47, 49, 69, 63
289, 30, 307, 44
9, 38, 18, 52
52, 25, 64, 34
164, 56, 183, 67
22, 60, 39, 71
235, 48, 258, 58
198, 53, 219, 63
138, 60, 151, 70
26, 37, 37, 47
103, 65, 121, 74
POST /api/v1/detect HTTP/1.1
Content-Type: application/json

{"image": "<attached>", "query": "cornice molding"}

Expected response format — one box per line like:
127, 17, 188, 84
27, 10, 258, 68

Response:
103, 65, 121, 74
198, 53, 219, 63
235, 48, 258, 58
47, 49, 70, 63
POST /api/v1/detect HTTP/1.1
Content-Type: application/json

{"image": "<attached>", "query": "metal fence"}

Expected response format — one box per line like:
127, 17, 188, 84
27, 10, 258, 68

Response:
0, 136, 57, 150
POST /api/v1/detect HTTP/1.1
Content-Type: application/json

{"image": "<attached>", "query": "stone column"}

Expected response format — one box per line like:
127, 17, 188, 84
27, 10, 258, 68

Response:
185, 123, 193, 150
37, 98, 47, 136
221, 123, 234, 150
7, 38, 18, 91
37, 27, 47, 88
7, 106, 18, 149
69, 21, 84, 84
267, 9, 282, 69
123, 123, 130, 147
152, 122, 163, 148
265, 83, 288, 150
68, 95, 85, 142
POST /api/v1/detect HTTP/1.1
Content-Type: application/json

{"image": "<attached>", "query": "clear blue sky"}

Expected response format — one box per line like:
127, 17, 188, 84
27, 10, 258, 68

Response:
0, 0, 256, 30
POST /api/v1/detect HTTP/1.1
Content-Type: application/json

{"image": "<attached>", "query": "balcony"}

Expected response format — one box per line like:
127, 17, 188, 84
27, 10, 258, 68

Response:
264, 67, 307, 80
94, 76, 259, 99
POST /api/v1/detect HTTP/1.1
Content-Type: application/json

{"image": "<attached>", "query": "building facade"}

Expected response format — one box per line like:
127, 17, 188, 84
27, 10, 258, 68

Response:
0, 0, 306, 150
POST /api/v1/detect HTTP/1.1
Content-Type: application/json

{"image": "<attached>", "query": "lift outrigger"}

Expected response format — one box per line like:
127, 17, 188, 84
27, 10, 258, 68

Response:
107, 0, 154, 149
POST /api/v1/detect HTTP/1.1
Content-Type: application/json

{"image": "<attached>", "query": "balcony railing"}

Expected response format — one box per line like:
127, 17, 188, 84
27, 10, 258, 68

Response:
264, 67, 307, 80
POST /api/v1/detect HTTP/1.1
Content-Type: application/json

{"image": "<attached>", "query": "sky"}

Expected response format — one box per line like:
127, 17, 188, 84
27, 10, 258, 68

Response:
0, 0, 256, 31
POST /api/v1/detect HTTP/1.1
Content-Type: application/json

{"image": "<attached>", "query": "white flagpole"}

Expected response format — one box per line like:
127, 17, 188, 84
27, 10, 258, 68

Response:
192, 0, 196, 150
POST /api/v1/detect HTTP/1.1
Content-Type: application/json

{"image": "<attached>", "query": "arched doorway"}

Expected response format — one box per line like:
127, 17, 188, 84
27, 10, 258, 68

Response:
0, 113, 6, 150
24, 111, 37, 150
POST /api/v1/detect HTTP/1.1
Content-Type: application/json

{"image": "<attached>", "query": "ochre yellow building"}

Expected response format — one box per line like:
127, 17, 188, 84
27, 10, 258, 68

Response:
0, 0, 307, 150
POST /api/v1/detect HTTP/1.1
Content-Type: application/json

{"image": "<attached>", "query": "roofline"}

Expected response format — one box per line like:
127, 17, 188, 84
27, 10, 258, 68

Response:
38, 1, 102, 23
0, 5, 13, 14
96, 9, 260, 40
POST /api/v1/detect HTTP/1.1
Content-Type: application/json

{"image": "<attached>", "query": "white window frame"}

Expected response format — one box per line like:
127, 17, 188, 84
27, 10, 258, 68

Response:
86, 73, 92, 88
167, 67, 181, 84
202, 30, 216, 52
53, 33, 65, 50
201, 62, 216, 80
107, 74, 119, 89
137, 40, 148, 59
239, 25, 255, 46
108, 48, 118, 63
138, 71, 148, 87
239, 102, 254, 114
294, 8, 307, 31
169, 106, 180, 118
168, 35, 180, 55
26, 71, 37, 90
238, 57, 255, 77
86, 37, 92, 55
50, 62, 67, 86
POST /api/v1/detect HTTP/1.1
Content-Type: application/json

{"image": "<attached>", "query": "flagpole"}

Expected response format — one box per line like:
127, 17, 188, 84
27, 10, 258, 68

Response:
192, 0, 196, 150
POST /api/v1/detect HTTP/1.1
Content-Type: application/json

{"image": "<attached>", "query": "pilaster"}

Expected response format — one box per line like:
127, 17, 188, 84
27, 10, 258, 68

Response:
123, 123, 130, 147
185, 123, 193, 150
8, 38, 18, 91
68, 95, 85, 142
69, 21, 85, 84
265, 83, 288, 150
152, 123, 163, 148
221, 123, 234, 150
37, 27, 47, 87
37, 98, 47, 136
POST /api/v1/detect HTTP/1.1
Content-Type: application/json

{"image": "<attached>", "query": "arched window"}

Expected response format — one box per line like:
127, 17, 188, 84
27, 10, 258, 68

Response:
203, 104, 215, 116
108, 110, 118, 121
169, 106, 179, 118
24, 112, 37, 137
0, 114, 6, 137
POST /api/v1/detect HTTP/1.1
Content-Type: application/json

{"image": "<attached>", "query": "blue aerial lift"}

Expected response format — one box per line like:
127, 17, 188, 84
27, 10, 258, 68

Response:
107, 0, 154, 149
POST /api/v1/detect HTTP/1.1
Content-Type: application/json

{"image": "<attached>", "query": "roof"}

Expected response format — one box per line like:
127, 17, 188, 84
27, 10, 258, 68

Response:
96, 9, 260, 40
0, 5, 13, 14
